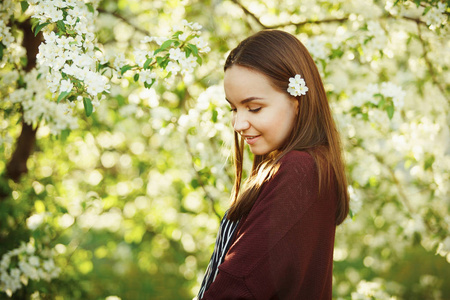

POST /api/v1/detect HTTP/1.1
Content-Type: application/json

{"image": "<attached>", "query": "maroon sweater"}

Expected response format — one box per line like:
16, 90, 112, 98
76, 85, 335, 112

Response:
202, 151, 337, 299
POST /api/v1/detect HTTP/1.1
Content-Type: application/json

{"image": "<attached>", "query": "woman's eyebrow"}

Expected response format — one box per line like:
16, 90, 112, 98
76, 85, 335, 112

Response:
225, 97, 264, 105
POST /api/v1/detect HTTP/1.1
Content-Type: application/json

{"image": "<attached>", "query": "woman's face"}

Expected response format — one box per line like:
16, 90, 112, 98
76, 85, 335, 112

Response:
224, 65, 298, 155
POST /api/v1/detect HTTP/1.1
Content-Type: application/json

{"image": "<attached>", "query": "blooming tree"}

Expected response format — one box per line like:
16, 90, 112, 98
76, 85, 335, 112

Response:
0, 0, 449, 299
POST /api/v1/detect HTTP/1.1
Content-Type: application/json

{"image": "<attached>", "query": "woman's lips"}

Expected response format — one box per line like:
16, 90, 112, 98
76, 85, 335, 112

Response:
244, 135, 260, 145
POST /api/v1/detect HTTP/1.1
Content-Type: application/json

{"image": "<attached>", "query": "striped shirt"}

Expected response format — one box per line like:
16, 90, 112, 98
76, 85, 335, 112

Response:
197, 211, 240, 299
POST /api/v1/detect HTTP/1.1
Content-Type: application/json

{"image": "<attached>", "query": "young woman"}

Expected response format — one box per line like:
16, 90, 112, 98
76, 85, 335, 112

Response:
197, 30, 349, 299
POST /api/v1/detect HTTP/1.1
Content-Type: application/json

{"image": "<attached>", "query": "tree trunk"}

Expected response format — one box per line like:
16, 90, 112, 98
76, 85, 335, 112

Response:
4, 19, 43, 184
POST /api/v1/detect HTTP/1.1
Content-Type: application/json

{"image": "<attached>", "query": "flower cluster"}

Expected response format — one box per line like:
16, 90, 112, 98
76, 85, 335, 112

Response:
25, 0, 208, 128
351, 280, 395, 299
0, 240, 60, 297
287, 74, 308, 97
424, 2, 448, 31
0, 19, 13, 49
0, 1, 25, 66
30, 0, 108, 116
121, 19, 210, 89
349, 81, 406, 121
6, 68, 79, 134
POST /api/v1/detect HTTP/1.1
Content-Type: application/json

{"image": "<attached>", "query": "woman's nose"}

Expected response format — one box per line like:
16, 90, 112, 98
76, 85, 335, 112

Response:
233, 112, 250, 132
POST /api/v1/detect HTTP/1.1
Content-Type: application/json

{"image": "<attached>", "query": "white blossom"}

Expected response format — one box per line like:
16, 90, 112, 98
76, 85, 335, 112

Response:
139, 70, 157, 85
425, 2, 448, 30
166, 61, 181, 75
190, 37, 211, 53
380, 82, 406, 108
60, 79, 73, 93
0, 240, 60, 297
179, 55, 198, 75
287, 74, 308, 97
169, 48, 184, 61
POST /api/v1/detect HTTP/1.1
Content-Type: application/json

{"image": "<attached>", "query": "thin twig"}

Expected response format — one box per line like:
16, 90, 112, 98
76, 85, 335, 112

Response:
97, 8, 151, 36
416, 22, 447, 99
229, 0, 267, 28
230, 0, 349, 29
184, 135, 221, 219
366, 148, 436, 234
400, 15, 427, 25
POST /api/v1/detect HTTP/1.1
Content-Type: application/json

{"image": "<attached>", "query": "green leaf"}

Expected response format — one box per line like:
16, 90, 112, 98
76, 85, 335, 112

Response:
18, 75, 26, 88
143, 58, 153, 70
154, 39, 175, 55
34, 22, 50, 36
116, 95, 126, 105
20, 57, 28, 67
185, 47, 192, 58
85, 3, 95, 13
330, 48, 344, 59
212, 110, 218, 123
134, 73, 140, 82
20, 1, 29, 12
422, 6, 432, 16
83, 97, 93, 117
144, 79, 156, 89
386, 104, 394, 120
196, 56, 203, 65
424, 154, 435, 170
156, 55, 170, 68
350, 107, 362, 115
60, 129, 71, 142
56, 20, 66, 33
16, 116, 23, 125
57, 92, 70, 103
362, 112, 369, 121
120, 65, 133, 75
173, 31, 183, 38
0, 43, 4, 61
378, 96, 386, 108
187, 44, 198, 56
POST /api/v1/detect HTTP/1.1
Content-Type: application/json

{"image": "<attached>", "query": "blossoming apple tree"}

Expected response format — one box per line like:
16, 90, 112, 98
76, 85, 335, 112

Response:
0, 0, 449, 299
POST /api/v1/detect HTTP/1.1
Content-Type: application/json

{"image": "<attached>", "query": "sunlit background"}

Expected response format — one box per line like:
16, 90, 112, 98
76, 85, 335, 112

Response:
1, 0, 449, 299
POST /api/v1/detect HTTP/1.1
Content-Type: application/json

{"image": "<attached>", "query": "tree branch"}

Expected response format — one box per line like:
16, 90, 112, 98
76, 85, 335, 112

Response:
97, 8, 151, 36
5, 19, 42, 185
184, 134, 221, 219
229, 0, 267, 28
366, 148, 436, 235
6, 123, 38, 182
230, 0, 433, 33
416, 21, 447, 98
229, 0, 349, 29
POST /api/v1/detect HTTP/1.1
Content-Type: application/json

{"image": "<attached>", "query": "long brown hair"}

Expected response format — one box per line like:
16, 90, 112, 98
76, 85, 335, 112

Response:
224, 30, 349, 225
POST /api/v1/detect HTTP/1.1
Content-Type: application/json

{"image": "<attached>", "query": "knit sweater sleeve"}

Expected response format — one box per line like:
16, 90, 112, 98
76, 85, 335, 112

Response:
202, 151, 337, 300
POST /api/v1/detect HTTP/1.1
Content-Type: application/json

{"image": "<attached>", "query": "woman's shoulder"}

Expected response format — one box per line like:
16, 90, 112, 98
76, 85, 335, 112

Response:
257, 150, 318, 196
280, 150, 312, 162
277, 150, 316, 176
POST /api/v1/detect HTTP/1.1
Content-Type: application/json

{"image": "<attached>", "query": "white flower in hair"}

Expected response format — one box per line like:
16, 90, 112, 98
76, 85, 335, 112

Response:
287, 74, 308, 97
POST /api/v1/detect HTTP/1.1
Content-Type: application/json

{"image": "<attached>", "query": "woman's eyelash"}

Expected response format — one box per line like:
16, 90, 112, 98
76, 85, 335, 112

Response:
229, 107, 261, 112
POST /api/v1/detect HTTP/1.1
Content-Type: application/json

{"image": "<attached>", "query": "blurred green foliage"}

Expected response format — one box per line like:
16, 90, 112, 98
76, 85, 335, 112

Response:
1, 0, 450, 299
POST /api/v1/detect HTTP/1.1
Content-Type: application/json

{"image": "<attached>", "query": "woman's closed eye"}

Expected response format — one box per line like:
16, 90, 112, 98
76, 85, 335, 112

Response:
229, 107, 261, 113
248, 107, 261, 113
